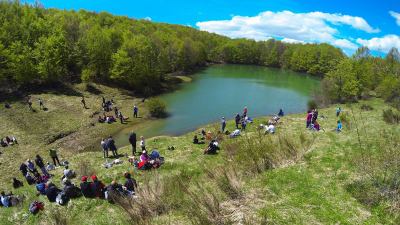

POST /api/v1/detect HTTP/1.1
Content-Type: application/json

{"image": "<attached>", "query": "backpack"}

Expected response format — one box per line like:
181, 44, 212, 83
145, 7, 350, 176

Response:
29, 201, 44, 214
36, 183, 46, 195
56, 192, 69, 205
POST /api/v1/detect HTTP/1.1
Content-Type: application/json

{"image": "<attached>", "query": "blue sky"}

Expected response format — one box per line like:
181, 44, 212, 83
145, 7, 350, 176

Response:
26, 0, 400, 55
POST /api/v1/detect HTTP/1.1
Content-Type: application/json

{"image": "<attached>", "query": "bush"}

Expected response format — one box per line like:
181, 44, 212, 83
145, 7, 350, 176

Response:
146, 98, 167, 118
382, 109, 400, 124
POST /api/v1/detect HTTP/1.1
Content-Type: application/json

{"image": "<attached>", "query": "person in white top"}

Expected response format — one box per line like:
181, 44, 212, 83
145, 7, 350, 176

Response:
140, 136, 146, 151
265, 124, 276, 134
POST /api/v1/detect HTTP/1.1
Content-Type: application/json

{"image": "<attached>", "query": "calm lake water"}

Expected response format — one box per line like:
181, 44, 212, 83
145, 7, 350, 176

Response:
114, 64, 319, 147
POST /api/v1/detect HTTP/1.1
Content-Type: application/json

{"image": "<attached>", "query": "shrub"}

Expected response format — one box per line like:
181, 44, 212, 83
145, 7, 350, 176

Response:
382, 109, 400, 124
146, 98, 167, 118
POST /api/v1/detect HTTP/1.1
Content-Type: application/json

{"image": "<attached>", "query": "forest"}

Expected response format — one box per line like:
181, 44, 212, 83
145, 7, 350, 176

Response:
0, 1, 399, 106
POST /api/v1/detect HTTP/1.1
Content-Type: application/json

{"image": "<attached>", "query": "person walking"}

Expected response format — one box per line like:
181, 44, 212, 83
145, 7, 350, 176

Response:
101, 139, 108, 158
128, 132, 137, 156
107, 136, 118, 157
133, 105, 138, 118
336, 107, 341, 117
35, 154, 49, 176
221, 117, 226, 132
49, 148, 61, 167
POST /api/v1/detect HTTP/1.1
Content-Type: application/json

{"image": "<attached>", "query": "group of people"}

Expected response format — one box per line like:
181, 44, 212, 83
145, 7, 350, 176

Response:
306, 108, 321, 131
98, 97, 136, 124
27, 96, 46, 111
100, 136, 119, 158
0, 136, 18, 147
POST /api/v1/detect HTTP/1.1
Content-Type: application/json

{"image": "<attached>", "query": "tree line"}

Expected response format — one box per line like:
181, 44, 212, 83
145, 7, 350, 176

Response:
0, 1, 399, 107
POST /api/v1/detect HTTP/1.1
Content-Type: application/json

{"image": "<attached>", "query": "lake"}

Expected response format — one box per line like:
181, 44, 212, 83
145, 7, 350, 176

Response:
114, 64, 319, 147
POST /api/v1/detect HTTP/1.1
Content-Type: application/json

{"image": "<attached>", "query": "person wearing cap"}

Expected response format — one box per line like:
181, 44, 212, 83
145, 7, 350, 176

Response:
221, 117, 226, 132
90, 175, 105, 198
80, 176, 94, 198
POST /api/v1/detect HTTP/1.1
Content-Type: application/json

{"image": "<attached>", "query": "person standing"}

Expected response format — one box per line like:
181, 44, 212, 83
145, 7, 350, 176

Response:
35, 155, 49, 176
241, 119, 247, 131
27, 97, 33, 111
107, 136, 118, 157
243, 106, 248, 118
128, 132, 137, 156
114, 107, 119, 118
49, 148, 61, 167
235, 113, 241, 129
133, 105, 138, 118
312, 109, 318, 124
118, 111, 124, 124
81, 97, 87, 109
140, 136, 146, 151
336, 107, 341, 117
221, 117, 226, 132
101, 139, 108, 158
38, 98, 44, 110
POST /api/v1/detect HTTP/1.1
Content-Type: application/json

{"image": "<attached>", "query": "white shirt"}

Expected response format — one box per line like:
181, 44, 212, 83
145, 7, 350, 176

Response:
140, 140, 145, 147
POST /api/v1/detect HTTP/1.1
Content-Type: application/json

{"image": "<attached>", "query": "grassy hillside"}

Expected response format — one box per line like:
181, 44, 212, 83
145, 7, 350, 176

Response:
0, 91, 399, 224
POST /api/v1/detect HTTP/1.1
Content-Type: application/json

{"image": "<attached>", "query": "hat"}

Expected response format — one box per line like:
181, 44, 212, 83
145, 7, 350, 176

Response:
91, 175, 97, 181
142, 150, 147, 154
81, 176, 88, 182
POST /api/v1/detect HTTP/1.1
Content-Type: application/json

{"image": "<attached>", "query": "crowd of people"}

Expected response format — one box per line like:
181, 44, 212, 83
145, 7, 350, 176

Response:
1, 93, 347, 216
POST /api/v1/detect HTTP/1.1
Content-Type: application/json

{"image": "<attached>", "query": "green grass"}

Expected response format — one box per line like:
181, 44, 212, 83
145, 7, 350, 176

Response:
1, 90, 399, 224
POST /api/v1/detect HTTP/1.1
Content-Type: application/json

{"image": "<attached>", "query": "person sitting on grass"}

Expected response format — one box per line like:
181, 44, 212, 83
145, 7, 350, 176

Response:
12, 178, 23, 189
36, 181, 46, 195
105, 180, 125, 201
90, 175, 106, 198
193, 135, 199, 144
80, 176, 94, 198
35, 155, 49, 177
26, 159, 37, 173
204, 140, 219, 154
46, 162, 55, 171
63, 180, 81, 199
140, 150, 149, 162
0, 191, 11, 207
45, 182, 61, 202
63, 166, 76, 179
265, 123, 276, 134
0, 138, 7, 147
278, 108, 284, 117
19, 163, 28, 177
123, 172, 138, 195
98, 115, 105, 123
336, 120, 342, 132
229, 129, 241, 138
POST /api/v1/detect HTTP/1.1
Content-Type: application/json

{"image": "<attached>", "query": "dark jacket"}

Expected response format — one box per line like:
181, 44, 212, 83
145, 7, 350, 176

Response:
35, 157, 45, 168
46, 185, 61, 202
128, 133, 137, 145
107, 139, 117, 151
91, 181, 105, 198
80, 182, 94, 198
19, 163, 28, 176
124, 178, 137, 192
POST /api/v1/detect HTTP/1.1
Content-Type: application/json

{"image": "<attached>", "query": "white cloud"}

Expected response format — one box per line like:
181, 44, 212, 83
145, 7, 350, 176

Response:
333, 39, 358, 50
389, 11, 400, 26
357, 35, 400, 53
196, 10, 380, 51
143, 16, 152, 21
281, 38, 305, 44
